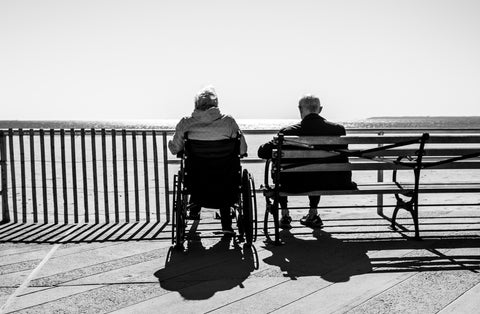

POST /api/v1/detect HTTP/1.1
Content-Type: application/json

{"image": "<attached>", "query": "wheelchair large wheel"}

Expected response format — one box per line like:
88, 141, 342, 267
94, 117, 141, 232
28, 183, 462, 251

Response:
241, 169, 257, 244
172, 173, 187, 249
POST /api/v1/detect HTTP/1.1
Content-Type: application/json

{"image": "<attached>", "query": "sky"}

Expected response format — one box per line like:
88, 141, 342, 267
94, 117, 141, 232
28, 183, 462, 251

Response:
1, 0, 480, 121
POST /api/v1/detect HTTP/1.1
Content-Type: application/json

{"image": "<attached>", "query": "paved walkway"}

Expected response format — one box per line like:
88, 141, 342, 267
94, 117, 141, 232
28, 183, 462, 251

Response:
1, 207, 480, 313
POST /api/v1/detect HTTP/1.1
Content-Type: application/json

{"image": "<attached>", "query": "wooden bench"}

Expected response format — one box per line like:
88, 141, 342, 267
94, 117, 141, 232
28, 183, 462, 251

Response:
262, 132, 480, 243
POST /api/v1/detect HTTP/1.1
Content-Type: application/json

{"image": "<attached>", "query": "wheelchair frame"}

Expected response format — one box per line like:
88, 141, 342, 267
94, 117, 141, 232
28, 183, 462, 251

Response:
171, 136, 257, 250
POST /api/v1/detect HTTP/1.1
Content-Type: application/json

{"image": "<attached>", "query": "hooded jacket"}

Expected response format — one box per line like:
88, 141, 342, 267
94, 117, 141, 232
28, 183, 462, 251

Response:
168, 107, 248, 155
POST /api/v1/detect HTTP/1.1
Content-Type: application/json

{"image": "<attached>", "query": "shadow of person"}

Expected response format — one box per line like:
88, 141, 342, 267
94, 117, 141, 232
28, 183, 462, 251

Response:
154, 236, 258, 300
262, 229, 372, 282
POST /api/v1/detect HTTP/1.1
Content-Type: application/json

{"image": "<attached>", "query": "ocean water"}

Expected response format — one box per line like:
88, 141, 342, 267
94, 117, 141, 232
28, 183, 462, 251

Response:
2, 116, 480, 130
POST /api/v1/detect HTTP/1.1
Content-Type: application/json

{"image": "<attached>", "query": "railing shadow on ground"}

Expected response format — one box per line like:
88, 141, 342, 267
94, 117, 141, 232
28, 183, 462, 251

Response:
0, 221, 170, 243
154, 235, 259, 300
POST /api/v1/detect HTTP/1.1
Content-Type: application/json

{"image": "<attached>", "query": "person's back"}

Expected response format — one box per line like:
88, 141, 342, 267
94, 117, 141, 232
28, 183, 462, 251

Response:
169, 86, 247, 234
258, 94, 355, 229
168, 86, 247, 155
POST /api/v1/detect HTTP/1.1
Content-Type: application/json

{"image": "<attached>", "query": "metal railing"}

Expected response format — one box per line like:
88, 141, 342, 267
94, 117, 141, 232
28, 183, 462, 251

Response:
2, 127, 480, 226
1, 128, 170, 225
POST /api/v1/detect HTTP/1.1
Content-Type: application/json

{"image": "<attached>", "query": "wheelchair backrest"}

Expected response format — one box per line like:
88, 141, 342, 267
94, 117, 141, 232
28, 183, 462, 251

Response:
182, 136, 242, 208
185, 137, 240, 160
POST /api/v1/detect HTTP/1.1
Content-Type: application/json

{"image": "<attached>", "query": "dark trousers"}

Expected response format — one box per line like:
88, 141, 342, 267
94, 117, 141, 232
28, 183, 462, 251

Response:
219, 207, 232, 230
189, 201, 232, 230
278, 196, 321, 210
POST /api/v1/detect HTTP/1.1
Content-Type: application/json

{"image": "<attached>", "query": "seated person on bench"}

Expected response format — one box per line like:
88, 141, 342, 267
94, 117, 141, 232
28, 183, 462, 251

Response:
258, 94, 355, 229
168, 86, 248, 234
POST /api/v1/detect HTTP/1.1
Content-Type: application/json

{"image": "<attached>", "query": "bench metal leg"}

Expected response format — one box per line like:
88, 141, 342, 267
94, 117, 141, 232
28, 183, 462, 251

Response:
392, 194, 421, 240
263, 196, 282, 245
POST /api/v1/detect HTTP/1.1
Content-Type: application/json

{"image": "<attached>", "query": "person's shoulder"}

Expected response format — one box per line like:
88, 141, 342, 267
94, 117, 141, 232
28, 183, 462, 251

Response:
279, 122, 301, 135
322, 118, 346, 132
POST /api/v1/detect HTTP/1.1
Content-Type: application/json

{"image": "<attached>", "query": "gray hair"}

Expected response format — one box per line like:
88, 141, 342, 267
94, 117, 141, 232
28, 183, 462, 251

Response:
299, 94, 321, 113
194, 86, 218, 110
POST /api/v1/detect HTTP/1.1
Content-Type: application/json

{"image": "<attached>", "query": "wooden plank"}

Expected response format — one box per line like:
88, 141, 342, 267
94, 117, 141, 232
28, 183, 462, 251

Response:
101, 129, 109, 224
17, 128, 27, 222
60, 129, 68, 223
112, 129, 119, 223
122, 130, 129, 223
153, 131, 160, 221
278, 148, 480, 159
0, 131, 10, 223
282, 135, 427, 145
39, 129, 48, 223
280, 162, 415, 172
279, 150, 342, 159
162, 132, 170, 222
81, 129, 89, 223
282, 135, 480, 145
29, 129, 38, 223
50, 129, 58, 224
438, 282, 480, 314
274, 182, 480, 197
425, 135, 480, 144
91, 128, 99, 224
142, 131, 150, 222
132, 131, 139, 221
70, 129, 78, 223
423, 161, 480, 170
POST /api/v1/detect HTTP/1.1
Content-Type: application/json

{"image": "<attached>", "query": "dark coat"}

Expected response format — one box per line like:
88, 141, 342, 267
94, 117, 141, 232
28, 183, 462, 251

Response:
258, 113, 356, 192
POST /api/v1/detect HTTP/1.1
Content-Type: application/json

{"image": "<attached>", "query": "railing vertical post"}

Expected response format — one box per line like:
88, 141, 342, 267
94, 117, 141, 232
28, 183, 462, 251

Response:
132, 131, 140, 221
0, 131, 10, 223
142, 131, 150, 222
50, 129, 58, 224
29, 129, 38, 223
60, 129, 68, 223
377, 131, 384, 216
70, 129, 79, 223
19, 128, 27, 222
112, 129, 119, 223
8, 129, 17, 223
40, 129, 48, 223
162, 132, 170, 222
101, 129, 109, 224
81, 129, 89, 223
153, 131, 161, 222
91, 128, 99, 224
122, 130, 130, 222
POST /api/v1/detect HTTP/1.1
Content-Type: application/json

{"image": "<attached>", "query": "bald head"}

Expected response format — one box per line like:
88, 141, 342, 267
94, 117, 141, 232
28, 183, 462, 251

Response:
298, 94, 322, 119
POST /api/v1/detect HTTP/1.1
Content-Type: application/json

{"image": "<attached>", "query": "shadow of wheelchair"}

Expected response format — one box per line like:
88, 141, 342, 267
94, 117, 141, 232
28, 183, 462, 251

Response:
262, 229, 372, 283
155, 236, 259, 300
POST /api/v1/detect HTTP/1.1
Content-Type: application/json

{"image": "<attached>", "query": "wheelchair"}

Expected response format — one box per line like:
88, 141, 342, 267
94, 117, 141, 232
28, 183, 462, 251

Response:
172, 135, 257, 250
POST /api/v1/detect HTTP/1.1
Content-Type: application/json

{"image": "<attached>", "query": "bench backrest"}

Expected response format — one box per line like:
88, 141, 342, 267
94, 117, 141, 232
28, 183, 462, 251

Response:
273, 134, 429, 173
419, 135, 480, 170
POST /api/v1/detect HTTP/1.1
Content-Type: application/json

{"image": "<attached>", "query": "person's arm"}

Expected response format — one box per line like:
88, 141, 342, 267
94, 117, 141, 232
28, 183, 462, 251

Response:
168, 119, 186, 155
257, 140, 275, 159
230, 117, 248, 156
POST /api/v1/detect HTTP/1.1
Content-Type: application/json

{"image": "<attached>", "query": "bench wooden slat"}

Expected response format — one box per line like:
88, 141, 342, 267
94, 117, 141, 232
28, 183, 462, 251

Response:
425, 135, 480, 144
272, 182, 480, 196
282, 135, 480, 145
281, 148, 480, 159
282, 135, 427, 145
281, 162, 416, 172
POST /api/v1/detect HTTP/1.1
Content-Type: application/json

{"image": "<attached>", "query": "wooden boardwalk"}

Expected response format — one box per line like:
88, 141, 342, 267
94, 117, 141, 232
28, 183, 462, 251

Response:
1, 206, 480, 313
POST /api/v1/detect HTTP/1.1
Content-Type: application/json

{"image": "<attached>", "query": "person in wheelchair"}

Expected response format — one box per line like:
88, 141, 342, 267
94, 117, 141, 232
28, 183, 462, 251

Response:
169, 86, 248, 234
